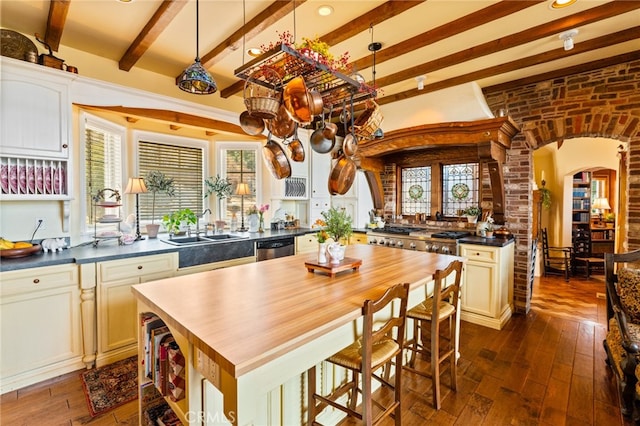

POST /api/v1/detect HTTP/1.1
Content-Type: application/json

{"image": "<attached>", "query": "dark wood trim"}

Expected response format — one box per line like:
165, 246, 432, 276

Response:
44, 0, 70, 52
119, 0, 187, 71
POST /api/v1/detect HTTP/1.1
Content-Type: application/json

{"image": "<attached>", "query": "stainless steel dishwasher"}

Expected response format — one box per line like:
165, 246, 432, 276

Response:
256, 236, 295, 261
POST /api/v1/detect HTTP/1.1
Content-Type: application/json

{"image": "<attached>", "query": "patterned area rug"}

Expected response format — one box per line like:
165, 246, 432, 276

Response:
80, 356, 138, 417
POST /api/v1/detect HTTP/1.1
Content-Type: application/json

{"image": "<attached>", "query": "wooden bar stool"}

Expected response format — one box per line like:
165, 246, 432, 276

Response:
308, 283, 410, 425
403, 260, 463, 410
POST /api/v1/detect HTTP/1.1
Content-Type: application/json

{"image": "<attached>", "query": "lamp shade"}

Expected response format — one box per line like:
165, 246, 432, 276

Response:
593, 197, 611, 210
178, 60, 217, 94
235, 182, 251, 196
124, 177, 148, 194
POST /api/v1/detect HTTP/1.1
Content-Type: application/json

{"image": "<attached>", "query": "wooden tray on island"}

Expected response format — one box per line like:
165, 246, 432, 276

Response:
305, 257, 362, 277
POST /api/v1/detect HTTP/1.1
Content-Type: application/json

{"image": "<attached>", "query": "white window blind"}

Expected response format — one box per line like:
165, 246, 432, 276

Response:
85, 122, 122, 225
138, 140, 203, 222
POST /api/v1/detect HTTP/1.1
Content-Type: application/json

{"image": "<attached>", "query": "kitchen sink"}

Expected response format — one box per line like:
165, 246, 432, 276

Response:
161, 234, 248, 246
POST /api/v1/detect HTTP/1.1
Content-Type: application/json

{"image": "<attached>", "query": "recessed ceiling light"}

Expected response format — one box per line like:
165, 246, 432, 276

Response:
117, 0, 134, 3
317, 5, 333, 16
550, 0, 578, 9
247, 47, 262, 57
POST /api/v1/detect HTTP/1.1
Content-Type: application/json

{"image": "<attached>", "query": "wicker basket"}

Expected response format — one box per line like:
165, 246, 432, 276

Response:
351, 102, 383, 139
243, 67, 282, 120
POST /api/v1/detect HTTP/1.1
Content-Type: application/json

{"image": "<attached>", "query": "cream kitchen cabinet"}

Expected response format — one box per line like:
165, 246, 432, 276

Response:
459, 241, 514, 330
0, 264, 84, 394
95, 253, 177, 366
1, 58, 72, 159
296, 233, 318, 254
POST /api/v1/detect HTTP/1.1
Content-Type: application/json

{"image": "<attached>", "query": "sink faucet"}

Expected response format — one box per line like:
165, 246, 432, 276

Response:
196, 209, 212, 236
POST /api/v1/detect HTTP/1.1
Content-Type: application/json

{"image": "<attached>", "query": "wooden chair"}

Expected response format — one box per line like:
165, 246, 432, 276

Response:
541, 228, 572, 281
603, 249, 640, 421
308, 283, 410, 425
403, 260, 463, 410
572, 228, 605, 278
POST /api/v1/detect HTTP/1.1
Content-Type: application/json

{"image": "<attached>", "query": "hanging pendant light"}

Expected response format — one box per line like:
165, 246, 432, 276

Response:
178, 0, 217, 94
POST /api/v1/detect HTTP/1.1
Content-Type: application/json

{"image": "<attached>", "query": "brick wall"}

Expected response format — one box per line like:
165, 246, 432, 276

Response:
483, 60, 640, 313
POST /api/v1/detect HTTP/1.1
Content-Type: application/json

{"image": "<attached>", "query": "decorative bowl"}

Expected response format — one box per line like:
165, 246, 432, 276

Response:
0, 244, 41, 258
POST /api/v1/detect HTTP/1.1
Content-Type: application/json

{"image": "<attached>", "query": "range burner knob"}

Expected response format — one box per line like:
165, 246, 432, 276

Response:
409, 242, 416, 250
387, 240, 395, 247
396, 241, 404, 248
378, 239, 386, 246
430, 244, 439, 253
369, 238, 377, 245
441, 246, 450, 254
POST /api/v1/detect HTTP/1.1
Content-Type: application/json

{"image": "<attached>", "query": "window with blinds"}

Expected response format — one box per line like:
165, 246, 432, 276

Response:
85, 120, 123, 226
138, 140, 203, 223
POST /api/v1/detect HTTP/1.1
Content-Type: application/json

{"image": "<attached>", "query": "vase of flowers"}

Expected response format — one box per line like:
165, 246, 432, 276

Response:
314, 226, 329, 264
258, 204, 269, 232
463, 206, 480, 224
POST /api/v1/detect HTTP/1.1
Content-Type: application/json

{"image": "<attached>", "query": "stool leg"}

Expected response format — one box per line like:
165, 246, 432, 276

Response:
308, 365, 316, 425
450, 315, 457, 391
409, 318, 419, 368
431, 319, 441, 410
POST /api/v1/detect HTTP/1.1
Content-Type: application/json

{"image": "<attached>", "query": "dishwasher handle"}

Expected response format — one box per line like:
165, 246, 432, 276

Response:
256, 237, 294, 250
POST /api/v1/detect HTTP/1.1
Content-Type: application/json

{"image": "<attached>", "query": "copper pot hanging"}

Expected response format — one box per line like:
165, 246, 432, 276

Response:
239, 110, 265, 136
287, 125, 305, 162
328, 154, 357, 195
267, 104, 296, 138
263, 134, 291, 180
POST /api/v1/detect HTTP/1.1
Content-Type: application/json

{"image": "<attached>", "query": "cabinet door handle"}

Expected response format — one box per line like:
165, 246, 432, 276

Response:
62, 144, 68, 149
33, 278, 40, 284
137, 265, 143, 270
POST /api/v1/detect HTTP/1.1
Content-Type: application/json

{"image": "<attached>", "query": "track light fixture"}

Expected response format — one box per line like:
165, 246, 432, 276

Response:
415, 75, 426, 90
559, 29, 578, 51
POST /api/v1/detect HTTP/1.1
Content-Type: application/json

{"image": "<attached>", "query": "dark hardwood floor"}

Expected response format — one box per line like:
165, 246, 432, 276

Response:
0, 274, 630, 425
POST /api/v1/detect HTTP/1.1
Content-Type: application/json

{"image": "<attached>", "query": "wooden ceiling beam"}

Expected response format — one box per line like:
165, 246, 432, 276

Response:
350, 1, 542, 73
74, 104, 259, 137
200, 0, 307, 69
373, 1, 640, 89
44, 0, 71, 52
119, 0, 187, 72
378, 27, 639, 106
219, 0, 422, 99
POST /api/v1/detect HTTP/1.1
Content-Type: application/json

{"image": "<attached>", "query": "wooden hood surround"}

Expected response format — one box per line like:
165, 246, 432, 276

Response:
355, 117, 520, 224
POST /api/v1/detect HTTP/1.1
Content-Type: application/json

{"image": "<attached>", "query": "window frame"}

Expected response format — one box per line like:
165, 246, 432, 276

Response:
216, 141, 263, 220
132, 130, 209, 226
80, 112, 125, 237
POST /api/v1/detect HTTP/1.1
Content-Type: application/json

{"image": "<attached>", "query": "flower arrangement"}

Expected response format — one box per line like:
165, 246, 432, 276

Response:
248, 204, 269, 217
312, 218, 329, 243
485, 215, 495, 232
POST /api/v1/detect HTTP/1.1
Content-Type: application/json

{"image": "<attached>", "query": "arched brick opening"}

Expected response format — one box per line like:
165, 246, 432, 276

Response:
483, 60, 640, 313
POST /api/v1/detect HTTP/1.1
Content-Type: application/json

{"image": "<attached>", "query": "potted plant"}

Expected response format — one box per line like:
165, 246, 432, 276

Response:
144, 171, 175, 238
204, 175, 233, 228
463, 206, 480, 224
162, 208, 197, 236
321, 207, 353, 263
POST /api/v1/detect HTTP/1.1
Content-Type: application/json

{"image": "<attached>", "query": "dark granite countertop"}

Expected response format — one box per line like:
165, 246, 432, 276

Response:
458, 235, 515, 247
0, 228, 316, 272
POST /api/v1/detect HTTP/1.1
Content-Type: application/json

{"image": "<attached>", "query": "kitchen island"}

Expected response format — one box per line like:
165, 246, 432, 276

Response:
131, 244, 464, 425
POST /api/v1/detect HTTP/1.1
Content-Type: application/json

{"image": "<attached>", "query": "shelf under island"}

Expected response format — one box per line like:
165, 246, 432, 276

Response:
131, 244, 465, 425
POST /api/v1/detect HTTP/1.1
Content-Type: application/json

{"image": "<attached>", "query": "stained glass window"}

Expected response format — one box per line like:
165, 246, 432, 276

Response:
401, 167, 430, 215
442, 163, 479, 217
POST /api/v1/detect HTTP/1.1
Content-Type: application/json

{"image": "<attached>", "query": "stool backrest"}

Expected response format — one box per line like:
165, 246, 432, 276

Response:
433, 260, 464, 315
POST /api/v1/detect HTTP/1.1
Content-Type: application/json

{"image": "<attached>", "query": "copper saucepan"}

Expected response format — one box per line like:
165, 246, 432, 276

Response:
287, 125, 305, 162
263, 134, 291, 180
328, 154, 357, 195
267, 104, 296, 138
310, 110, 335, 154
323, 104, 338, 140
239, 110, 265, 136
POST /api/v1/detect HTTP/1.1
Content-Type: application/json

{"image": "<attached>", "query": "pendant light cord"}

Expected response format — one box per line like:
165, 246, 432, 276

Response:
195, 0, 200, 61
293, 0, 297, 44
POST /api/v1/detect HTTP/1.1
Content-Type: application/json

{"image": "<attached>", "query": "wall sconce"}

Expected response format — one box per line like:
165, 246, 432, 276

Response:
415, 75, 426, 90
124, 177, 148, 241
235, 182, 251, 232
559, 29, 578, 51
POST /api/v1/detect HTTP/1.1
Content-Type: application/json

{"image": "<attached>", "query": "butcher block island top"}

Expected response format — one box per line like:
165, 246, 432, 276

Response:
131, 244, 464, 424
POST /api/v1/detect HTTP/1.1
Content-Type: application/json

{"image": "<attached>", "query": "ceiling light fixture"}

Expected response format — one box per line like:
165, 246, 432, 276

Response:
317, 5, 333, 16
559, 29, 578, 51
247, 47, 262, 57
550, 0, 578, 9
178, 0, 217, 95
415, 75, 426, 90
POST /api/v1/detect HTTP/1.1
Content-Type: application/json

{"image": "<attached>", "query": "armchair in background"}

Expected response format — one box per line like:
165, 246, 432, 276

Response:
603, 249, 640, 421
541, 228, 572, 281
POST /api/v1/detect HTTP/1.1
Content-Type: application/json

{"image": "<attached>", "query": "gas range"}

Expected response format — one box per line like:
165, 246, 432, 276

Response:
367, 226, 470, 254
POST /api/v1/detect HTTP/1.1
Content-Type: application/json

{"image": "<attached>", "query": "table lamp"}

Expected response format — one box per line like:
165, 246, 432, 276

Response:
236, 182, 251, 232
592, 197, 610, 224
124, 177, 148, 240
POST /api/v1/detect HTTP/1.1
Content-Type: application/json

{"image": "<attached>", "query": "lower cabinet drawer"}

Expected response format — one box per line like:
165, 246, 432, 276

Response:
1, 264, 78, 296
99, 253, 176, 282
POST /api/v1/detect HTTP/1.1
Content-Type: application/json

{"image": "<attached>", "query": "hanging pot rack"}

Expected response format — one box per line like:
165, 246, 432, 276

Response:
234, 43, 376, 117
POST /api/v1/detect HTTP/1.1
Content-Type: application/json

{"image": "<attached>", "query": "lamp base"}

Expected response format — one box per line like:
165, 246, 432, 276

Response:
134, 235, 146, 241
